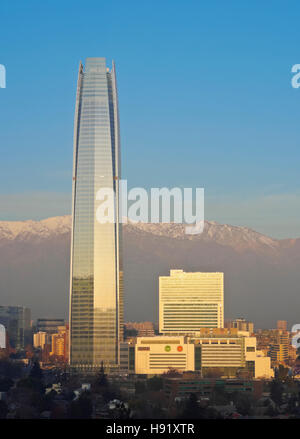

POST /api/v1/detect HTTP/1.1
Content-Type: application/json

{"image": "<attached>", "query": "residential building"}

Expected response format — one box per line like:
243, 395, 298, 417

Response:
269, 330, 289, 366
277, 320, 288, 331
51, 325, 69, 361
225, 318, 254, 334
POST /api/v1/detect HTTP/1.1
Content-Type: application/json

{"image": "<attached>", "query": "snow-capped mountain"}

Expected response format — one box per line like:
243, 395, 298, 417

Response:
125, 220, 283, 254
0, 215, 71, 243
0, 215, 289, 254
0, 215, 299, 328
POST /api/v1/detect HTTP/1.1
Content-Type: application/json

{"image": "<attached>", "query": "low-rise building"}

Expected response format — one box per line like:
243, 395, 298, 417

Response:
133, 331, 273, 378
225, 318, 254, 334
50, 325, 69, 362
33, 331, 49, 349
135, 336, 195, 375
124, 322, 155, 337
163, 373, 254, 401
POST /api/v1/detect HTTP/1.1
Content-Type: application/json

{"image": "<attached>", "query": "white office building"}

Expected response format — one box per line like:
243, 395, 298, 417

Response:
159, 270, 224, 334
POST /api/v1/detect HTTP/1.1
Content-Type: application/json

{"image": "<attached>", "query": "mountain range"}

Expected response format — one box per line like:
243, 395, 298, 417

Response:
0, 215, 299, 329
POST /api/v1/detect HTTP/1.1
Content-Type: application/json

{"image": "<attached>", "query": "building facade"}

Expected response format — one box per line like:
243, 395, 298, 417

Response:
51, 326, 69, 361
159, 270, 224, 334
0, 306, 31, 350
69, 58, 123, 369
225, 318, 254, 334
124, 322, 155, 338
36, 319, 65, 334
277, 320, 287, 331
33, 331, 49, 350
163, 375, 254, 401
134, 336, 195, 375
133, 331, 273, 378
268, 330, 289, 366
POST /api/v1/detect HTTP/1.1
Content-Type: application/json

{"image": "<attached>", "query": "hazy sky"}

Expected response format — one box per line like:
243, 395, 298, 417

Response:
1, 0, 300, 238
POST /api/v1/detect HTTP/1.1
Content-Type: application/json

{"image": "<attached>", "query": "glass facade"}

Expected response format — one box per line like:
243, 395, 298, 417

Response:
0, 306, 32, 350
69, 58, 123, 368
37, 318, 65, 334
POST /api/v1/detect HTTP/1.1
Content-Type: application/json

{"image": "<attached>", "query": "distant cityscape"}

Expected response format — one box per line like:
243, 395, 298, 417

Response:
0, 302, 296, 375
0, 57, 299, 420
0, 282, 297, 376
0, 270, 299, 418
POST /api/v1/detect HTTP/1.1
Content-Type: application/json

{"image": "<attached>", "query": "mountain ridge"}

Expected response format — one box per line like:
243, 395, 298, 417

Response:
0, 215, 299, 328
0, 215, 297, 254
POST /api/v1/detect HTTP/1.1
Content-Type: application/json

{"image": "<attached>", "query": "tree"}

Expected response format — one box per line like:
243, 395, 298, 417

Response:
17, 359, 45, 395
25, 345, 34, 359
124, 328, 138, 338
203, 367, 223, 378
270, 379, 283, 407
181, 393, 199, 419
162, 368, 181, 378
61, 388, 75, 401
69, 392, 93, 419
0, 359, 23, 379
265, 404, 278, 417
211, 385, 229, 405
135, 381, 146, 394
276, 364, 289, 381
94, 361, 108, 388
233, 392, 253, 416
0, 377, 14, 392
17, 377, 44, 394
147, 376, 163, 391
0, 401, 8, 419
29, 360, 43, 380
51, 404, 67, 419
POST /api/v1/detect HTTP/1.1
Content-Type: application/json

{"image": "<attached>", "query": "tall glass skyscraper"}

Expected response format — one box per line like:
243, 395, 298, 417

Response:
69, 58, 123, 369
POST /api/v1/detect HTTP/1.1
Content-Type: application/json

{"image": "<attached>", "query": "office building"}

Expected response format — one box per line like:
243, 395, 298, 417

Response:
163, 375, 254, 401
69, 58, 123, 369
191, 329, 272, 379
119, 342, 132, 372
36, 318, 65, 335
271, 330, 289, 366
133, 330, 273, 378
134, 336, 195, 375
0, 306, 31, 350
132, 269, 273, 378
270, 344, 289, 366
33, 331, 48, 349
159, 270, 224, 334
269, 330, 289, 366
51, 326, 69, 361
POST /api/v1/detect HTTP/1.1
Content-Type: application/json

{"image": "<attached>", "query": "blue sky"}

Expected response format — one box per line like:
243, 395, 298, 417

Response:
0, 0, 300, 238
